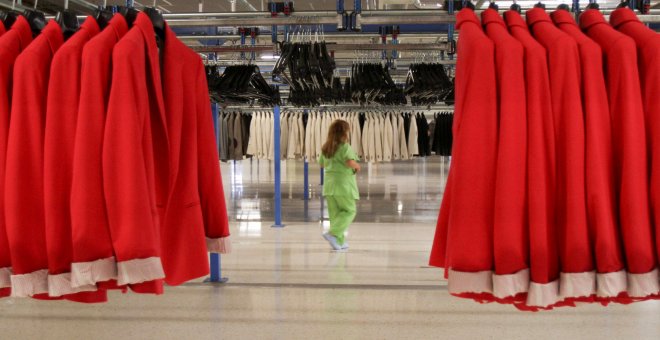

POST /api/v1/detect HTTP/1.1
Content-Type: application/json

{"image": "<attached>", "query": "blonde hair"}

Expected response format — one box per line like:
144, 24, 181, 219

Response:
322, 120, 350, 158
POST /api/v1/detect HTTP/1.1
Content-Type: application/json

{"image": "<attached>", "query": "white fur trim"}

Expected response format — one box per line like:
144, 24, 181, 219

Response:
447, 269, 493, 294
526, 280, 560, 308
627, 268, 660, 298
559, 271, 597, 299
0, 267, 12, 288
47, 273, 97, 297
493, 268, 530, 298
116, 257, 165, 286
10, 269, 49, 297
71, 257, 118, 288
596, 270, 627, 297
206, 237, 231, 254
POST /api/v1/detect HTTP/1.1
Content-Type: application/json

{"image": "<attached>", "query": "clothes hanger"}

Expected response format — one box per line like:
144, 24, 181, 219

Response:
488, 0, 499, 10
117, 1, 139, 28
586, 1, 600, 9
56, 0, 80, 41
510, 0, 522, 13
556, 4, 571, 11
534, 1, 546, 9
617, 0, 631, 8
95, 1, 113, 30
143, 2, 165, 44
23, 0, 46, 37
1, 10, 19, 30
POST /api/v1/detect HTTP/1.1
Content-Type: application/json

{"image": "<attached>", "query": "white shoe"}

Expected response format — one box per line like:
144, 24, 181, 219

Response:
323, 233, 342, 250
341, 241, 349, 249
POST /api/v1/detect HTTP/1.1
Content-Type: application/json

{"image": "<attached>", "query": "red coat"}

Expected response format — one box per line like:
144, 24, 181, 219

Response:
70, 15, 129, 291
4, 20, 63, 298
611, 8, 660, 270
0, 16, 32, 299
159, 24, 230, 285
0, 21, 5, 35
551, 9, 625, 299
580, 9, 658, 297
504, 10, 558, 308
527, 8, 594, 301
481, 9, 528, 300
103, 13, 168, 291
43, 17, 105, 302
429, 9, 499, 298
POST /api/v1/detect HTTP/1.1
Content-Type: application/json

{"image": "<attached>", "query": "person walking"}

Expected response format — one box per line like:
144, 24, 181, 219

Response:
319, 120, 360, 251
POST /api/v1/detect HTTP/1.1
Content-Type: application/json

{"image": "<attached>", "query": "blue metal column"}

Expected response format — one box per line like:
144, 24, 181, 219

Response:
303, 111, 310, 201
572, 0, 581, 21
272, 105, 285, 228
208, 102, 228, 283
448, 0, 454, 61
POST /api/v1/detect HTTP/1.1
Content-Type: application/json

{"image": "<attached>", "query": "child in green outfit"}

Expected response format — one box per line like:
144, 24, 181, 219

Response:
319, 120, 360, 251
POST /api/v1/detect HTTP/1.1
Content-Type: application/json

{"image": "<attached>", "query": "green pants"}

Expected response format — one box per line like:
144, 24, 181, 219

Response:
326, 195, 357, 245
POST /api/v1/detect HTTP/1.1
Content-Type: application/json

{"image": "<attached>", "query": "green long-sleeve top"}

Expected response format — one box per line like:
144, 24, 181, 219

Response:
319, 143, 360, 199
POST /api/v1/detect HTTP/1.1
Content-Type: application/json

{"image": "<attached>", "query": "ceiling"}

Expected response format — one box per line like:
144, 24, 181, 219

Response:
2, 0, 658, 15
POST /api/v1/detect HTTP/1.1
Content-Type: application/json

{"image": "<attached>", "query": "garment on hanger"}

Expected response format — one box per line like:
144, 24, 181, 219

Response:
5, 20, 63, 299
44, 16, 105, 302
482, 8, 529, 303
0, 16, 33, 299
611, 8, 660, 266
70, 14, 144, 294
528, 7, 593, 305
581, 9, 658, 298
429, 8, 499, 305
551, 9, 624, 301
504, 10, 558, 310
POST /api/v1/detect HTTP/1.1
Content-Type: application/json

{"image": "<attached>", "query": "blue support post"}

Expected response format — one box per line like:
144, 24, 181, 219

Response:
572, 0, 581, 21
303, 111, 309, 201
240, 27, 246, 60
272, 105, 285, 228
447, 0, 454, 61
251, 30, 256, 60
304, 160, 309, 200
207, 102, 228, 284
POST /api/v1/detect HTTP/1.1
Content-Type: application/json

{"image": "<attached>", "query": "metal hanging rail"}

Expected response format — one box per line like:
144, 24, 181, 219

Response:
191, 42, 450, 53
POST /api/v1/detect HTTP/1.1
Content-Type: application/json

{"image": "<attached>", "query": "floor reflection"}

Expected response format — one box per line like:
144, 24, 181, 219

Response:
221, 156, 451, 224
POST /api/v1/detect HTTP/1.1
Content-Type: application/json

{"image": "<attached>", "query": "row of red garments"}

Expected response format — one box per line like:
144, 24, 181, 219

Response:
430, 7, 660, 311
0, 12, 230, 302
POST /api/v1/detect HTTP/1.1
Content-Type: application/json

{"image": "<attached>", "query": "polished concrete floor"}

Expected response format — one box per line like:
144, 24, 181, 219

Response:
1, 157, 659, 339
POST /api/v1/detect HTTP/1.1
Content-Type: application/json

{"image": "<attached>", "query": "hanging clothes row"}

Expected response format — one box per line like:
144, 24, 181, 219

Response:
430, 112, 453, 157
0, 11, 229, 303
430, 7, 660, 311
218, 111, 251, 161
238, 109, 454, 162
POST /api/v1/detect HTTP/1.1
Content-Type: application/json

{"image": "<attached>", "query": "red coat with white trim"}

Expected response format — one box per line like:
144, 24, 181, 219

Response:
159, 25, 230, 285
4, 20, 63, 299
551, 9, 625, 297
504, 10, 559, 309
481, 9, 528, 293
70, 15, 128, 288
103, 13, 168, 291
0, 16, 32, 298
580, 9, 658, 297
429, 9, 498, 295
43, 17, 105, 302
611, 7, 660, 268
526, 8, 593, 297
